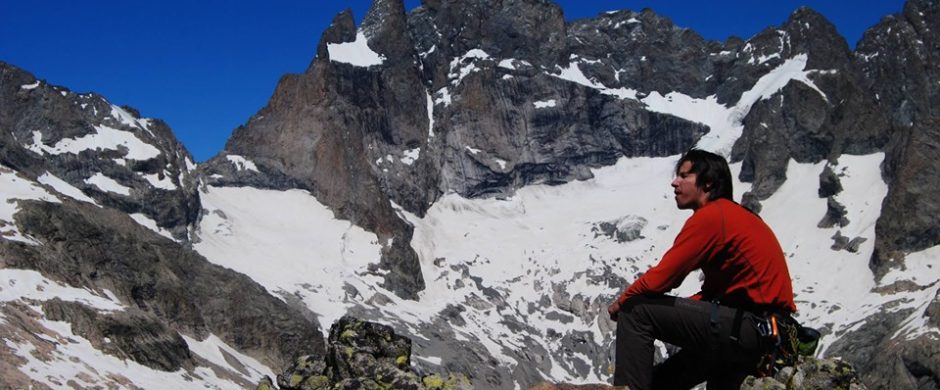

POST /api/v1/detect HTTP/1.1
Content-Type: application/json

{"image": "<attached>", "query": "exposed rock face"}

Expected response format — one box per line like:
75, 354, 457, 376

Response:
0, 199, 324, 370
858, 0, 940, 277
566, 8, 715, 99
223, 0, 427, 299
40, 298, 194, 372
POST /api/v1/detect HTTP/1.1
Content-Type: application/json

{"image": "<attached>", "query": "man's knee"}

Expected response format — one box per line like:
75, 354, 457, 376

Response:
617, 295, 675, 327
621, 294, 674, 313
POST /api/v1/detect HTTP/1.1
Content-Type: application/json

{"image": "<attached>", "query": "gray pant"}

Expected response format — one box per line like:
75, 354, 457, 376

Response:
614, 295, 765, 390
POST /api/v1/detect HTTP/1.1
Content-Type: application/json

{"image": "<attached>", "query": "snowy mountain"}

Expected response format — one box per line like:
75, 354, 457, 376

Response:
2, 0, 940, 389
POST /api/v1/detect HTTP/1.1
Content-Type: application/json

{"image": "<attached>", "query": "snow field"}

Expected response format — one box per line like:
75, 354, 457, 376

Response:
194, 186, 384, 330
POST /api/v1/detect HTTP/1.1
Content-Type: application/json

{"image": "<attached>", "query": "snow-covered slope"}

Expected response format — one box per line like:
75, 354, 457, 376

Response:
0, 167, 273, 389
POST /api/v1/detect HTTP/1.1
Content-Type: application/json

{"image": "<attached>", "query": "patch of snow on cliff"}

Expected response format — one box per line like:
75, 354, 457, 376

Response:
426, 90, 435, 139
20, 81, 40, 90
0, 166, 60, 244
227, 155, 259, 172
498, 59, 516, 70
551, 62, 638, 100
181, 333, 275, 382
26, 125, 161, 161
37, 172, 98, 205
614, 18, 640, 29
534, 99, 557, 109
129, 213, 176, 241
110, 104, 152, 135
0, 269, 122, 311
328, 32, 385, 67
85, 173, 131, 196
449, 49, 491, 86
140, 172, 178, 190
434, 87, 452, 107
401, 148, 420, 165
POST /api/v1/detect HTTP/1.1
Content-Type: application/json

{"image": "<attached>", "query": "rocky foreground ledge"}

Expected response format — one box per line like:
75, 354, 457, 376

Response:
531, 356, 867, 390
256, 316, 471, 390
260, 316, 865, 390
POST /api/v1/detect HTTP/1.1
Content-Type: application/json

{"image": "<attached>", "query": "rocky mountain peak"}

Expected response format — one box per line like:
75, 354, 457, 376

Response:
752, 6, 852, 70
412, 0, 567, 67
315, 9, 357, 63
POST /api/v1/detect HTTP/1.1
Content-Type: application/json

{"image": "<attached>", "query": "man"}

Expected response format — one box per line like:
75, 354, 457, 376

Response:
607, 149, 796, 390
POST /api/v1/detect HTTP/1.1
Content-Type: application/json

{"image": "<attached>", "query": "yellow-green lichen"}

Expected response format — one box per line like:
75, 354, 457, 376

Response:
446, 373, 471, 388
303, 375, 331, 390
395, 355, 408, 367
255, 380, 275, 390
422, 374, 445, 389
289, 373, 304, 388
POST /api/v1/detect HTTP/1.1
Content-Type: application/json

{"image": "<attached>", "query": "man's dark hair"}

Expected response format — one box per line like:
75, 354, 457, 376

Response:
676, 149, 734, 201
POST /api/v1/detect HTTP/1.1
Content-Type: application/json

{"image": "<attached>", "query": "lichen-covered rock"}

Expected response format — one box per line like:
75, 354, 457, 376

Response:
422, 373, 473, 390
275, 355, 330, 390
257, 376, 277, 390
262, 316, 471, 390
529, 357, 864, 390
327, 315, 413, 380
741, 356, 867, 390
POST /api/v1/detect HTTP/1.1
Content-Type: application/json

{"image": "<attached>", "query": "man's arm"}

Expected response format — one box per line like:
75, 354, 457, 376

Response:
607, 209, 720, 318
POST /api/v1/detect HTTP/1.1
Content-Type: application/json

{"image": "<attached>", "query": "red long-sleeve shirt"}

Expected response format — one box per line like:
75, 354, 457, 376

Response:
616, 198, 796, 313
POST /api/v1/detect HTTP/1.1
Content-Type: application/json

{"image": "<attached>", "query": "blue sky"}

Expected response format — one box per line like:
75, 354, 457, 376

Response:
1, 1, 905, 162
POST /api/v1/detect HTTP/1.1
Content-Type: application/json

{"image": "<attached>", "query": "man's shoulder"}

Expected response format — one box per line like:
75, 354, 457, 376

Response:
691, 198, 756, 224
695, 198, 733, 216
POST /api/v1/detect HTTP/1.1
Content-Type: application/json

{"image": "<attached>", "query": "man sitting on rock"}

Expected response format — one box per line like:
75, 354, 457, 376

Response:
607, 149, 796, 390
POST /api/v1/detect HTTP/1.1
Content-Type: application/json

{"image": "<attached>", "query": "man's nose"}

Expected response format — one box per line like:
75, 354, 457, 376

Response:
671, 178, 680, 187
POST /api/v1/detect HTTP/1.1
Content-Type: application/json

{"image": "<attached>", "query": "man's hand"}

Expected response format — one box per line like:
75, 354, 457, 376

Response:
607, 300, 621, 321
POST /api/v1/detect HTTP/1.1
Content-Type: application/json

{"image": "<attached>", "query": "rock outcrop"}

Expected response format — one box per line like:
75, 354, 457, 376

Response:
530, 356, 867, 389
258, 316, 472, 390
